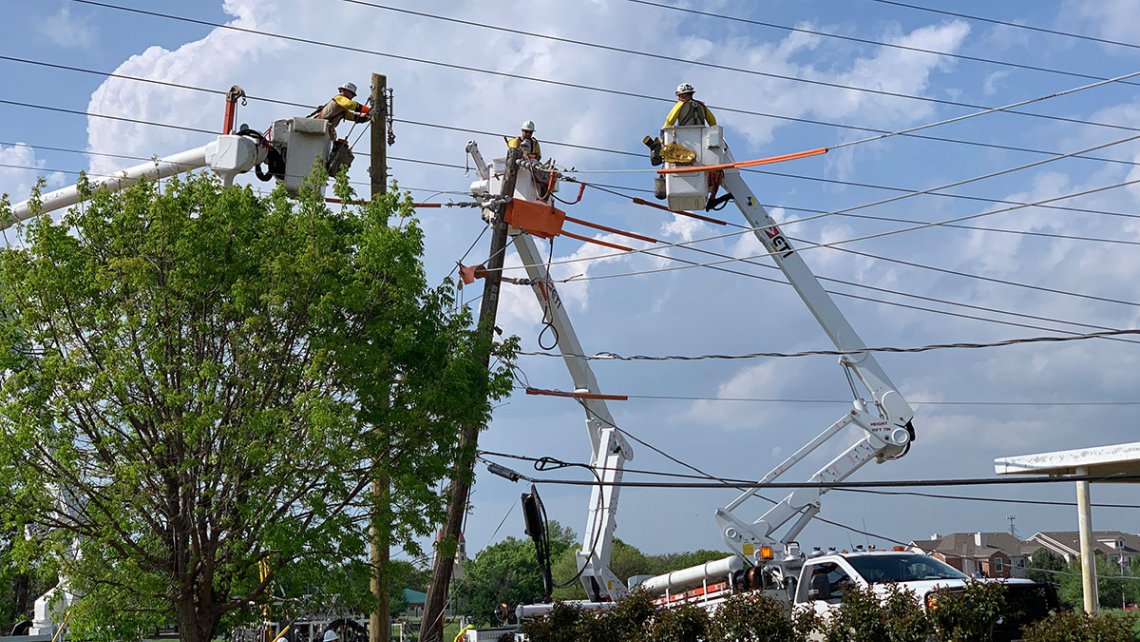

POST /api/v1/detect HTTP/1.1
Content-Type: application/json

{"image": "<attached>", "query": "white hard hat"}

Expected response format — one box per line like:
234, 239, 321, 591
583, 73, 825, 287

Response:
322, 630, 339, 642
676, 82, 695, 95
339, 82, 358, 95
521, 120, 536, 132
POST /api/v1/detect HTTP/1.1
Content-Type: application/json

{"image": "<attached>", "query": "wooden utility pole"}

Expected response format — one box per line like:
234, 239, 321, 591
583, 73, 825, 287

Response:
419, 147, 523, 642
369, 72, 391, 642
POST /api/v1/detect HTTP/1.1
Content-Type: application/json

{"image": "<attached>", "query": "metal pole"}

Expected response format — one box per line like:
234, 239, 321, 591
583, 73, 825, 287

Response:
1076, 466, 1099, 613
419, 147, 523, 642
369, 72, 391, 642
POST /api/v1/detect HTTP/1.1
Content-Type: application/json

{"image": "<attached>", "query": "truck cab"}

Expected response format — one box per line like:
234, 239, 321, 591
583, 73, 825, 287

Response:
793, 551, 1057, 640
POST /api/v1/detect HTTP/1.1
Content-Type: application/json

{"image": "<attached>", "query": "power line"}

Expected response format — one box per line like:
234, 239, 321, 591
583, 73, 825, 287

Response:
11, 50, 1140, 218
337, 0, 1140, 134
482, 450, 1140, 509
623, 0, 1140, 89
867, 0, 1140, 52
526, 172, 1140, 284
633, 394, 1140, 408
6, 143, 1137, 341
516, 327, 1140, 362
66, 0, 1140, 139
838, 488, 1140, 510
524, 471, 1140, 490
10, 49, 1140, 173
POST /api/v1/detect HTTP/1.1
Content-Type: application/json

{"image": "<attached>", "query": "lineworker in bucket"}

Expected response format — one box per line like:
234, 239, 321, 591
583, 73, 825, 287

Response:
507, 120, 542, 160
315, 81, 371, 139
663, 82, 716, 127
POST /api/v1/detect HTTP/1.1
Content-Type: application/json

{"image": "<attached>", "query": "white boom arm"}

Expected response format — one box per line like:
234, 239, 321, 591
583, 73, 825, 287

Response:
693, 139, 916, 561
467, 142, 632, 601
6, 146, 210, 229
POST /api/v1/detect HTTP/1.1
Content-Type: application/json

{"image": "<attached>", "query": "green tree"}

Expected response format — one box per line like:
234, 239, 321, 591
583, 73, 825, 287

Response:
1059, 556, 1140, 609
1025, 549, 1066, 587
453, 521, 575, 625
0, 172, 513, 642
706, 592, 814, 642
1021, 609, 1138, 642
646, 549, 736, 577
928, 580, 1007, 642
820, 584, 930, 642
552, 538, 653, 601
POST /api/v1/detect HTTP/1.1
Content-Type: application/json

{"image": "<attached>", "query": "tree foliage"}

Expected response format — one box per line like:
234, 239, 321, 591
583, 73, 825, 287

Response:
453, 521, 575, 626
1021, 609, 1139, 642
820, 583, 931, 642
928, 580, 1007, 642
0, 171, 513, 642
1059, 556, 1140, 610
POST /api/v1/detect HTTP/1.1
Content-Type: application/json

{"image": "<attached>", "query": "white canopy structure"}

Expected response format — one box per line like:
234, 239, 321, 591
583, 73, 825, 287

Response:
995, 442, 1140, 613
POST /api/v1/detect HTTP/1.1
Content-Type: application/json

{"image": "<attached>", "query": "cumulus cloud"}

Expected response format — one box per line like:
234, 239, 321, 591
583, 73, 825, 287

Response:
0, 143, 66, 204
38, 6, 98, 49
1060, 0, 1140, 51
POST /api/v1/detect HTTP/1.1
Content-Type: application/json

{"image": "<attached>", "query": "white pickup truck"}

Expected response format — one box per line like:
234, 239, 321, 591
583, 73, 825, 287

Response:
793, 551, 1057, 640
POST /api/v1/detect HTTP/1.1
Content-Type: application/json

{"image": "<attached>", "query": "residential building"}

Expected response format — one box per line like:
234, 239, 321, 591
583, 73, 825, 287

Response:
909, 532, 1041, 578
1029, 531, 1140, 570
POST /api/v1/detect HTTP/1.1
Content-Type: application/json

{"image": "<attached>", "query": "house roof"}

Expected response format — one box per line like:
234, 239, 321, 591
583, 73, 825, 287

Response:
1030, 531, 1140, 557
910, 532, 1029, 560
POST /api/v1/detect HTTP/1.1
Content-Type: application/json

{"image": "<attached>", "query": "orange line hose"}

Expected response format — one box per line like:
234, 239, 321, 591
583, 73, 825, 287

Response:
657, 147, 828, 175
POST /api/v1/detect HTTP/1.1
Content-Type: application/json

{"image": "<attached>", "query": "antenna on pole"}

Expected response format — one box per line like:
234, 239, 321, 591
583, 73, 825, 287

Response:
1007, 514, 1018, 538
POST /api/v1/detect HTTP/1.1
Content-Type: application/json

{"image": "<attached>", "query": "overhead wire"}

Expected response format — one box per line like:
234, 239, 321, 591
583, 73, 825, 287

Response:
518, 171, 1140, 283
11, 166, 1128, 343
623, 0, 1140, 88
6, 147, 1139, 343
6, 59, 1140, 334
10, 52, 1140, 220
481, 450, 1140, 509
866, 0, 1140, 52
337, 0, 1140, 135
8, 49, 1140, 171
516, 327, 1140, 362
63, 0, 1140, 141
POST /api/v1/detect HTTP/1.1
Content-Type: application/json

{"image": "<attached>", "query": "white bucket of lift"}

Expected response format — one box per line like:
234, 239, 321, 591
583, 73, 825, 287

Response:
662, 125, 723, 212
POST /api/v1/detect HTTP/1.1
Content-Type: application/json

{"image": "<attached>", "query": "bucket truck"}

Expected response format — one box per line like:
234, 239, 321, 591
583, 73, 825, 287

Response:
6, 85, 353, 229
460, 123, 921, 634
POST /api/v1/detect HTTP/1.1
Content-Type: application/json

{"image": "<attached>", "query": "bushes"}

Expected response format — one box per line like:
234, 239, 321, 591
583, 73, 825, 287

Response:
820, 584, 931, 642
524, 580, 1062, 642
707, 593, 813, 642
1021, 610, 1139, 642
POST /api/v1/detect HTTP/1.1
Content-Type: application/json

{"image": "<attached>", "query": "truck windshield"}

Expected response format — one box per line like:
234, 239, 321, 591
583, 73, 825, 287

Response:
846, 555, 967, 583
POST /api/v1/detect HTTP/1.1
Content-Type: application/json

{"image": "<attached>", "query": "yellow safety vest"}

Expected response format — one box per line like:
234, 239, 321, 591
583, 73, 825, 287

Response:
663, 99, 717, 128
507, 136, 542, 159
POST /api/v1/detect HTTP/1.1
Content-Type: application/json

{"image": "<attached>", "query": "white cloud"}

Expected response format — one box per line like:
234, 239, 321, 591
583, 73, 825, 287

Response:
38, 6, 97, 49
0, 143, 66, 205
1060, 0, 1140, 51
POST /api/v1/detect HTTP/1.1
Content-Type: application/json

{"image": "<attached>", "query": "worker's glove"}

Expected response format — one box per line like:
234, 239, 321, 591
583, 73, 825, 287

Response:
359, 104, 372, 116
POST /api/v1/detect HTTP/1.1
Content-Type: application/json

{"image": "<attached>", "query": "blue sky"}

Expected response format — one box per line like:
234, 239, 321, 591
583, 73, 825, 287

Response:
2, 0, 1139, 564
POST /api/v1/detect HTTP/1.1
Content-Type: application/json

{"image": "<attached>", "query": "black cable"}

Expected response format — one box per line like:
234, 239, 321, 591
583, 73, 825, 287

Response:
525, 471, 1140, 490
837, 487, 1140, 510
337, 0, 1140, 133
7, 151, 1137, 346
64, 0, 1140, 138
623, 0, 1140, 89
518, 327, 1140, 362
867, 0, 1140, 52
481, 449, 1140, 510
9, 49, 1140, 173
529, 456, 606, 590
